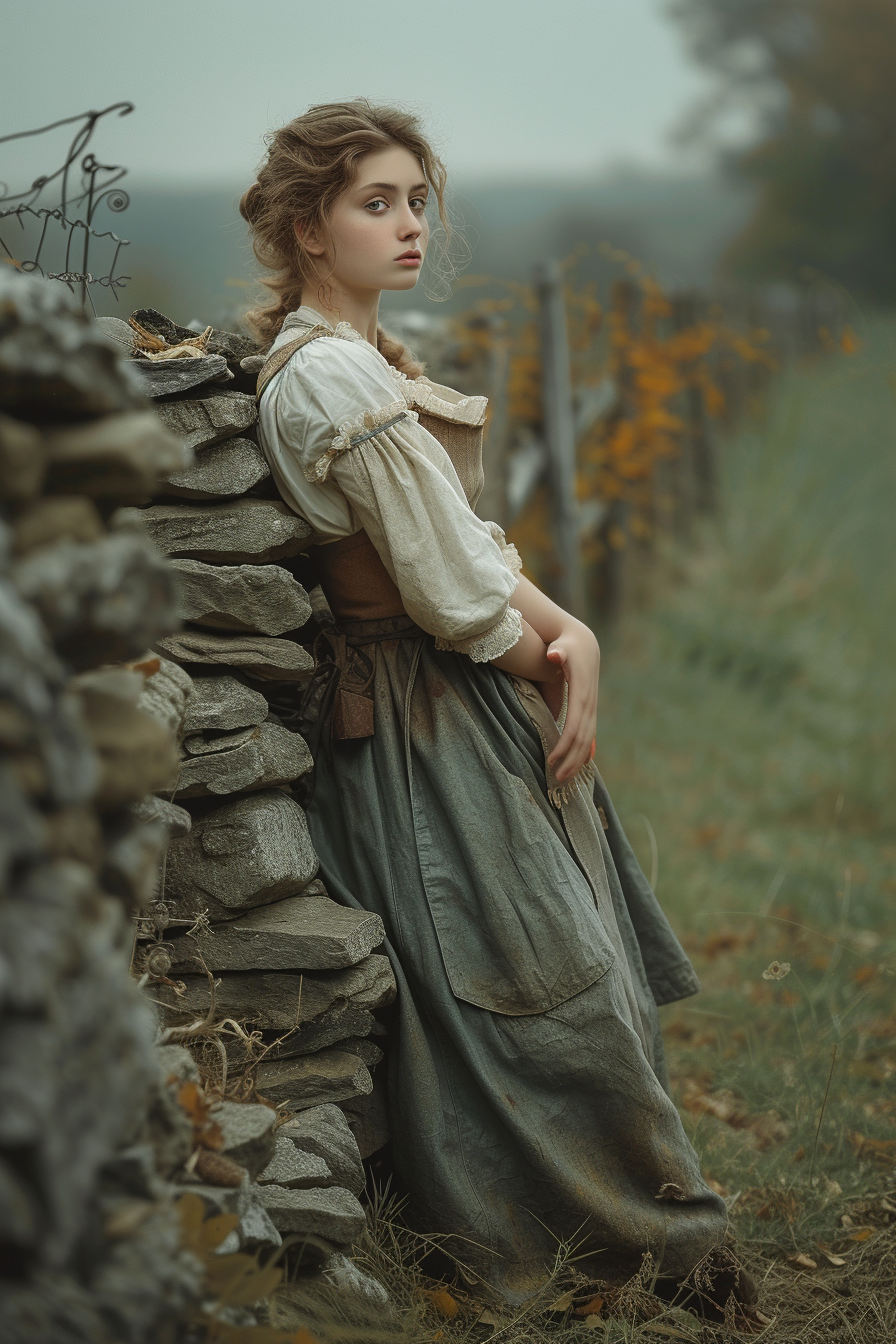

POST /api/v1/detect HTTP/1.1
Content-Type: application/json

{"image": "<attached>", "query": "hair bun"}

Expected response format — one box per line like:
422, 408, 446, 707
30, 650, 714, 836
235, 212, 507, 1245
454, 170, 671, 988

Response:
239, 181, 263, 225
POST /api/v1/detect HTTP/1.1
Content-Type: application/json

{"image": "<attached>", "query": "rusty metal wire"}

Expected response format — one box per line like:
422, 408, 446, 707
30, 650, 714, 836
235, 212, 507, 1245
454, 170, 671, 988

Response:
0, 102, 134, 312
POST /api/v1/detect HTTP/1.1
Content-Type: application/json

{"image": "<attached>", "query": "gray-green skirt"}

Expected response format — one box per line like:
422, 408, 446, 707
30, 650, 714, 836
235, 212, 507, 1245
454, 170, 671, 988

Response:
303, 616, 727, 1301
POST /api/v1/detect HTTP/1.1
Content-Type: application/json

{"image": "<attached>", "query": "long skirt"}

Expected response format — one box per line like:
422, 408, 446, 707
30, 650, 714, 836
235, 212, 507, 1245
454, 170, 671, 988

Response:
302, 616, 728, 1302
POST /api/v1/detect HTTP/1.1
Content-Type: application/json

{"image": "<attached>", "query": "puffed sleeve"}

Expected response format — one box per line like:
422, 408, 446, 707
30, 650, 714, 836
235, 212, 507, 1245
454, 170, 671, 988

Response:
272, 337, 523, 660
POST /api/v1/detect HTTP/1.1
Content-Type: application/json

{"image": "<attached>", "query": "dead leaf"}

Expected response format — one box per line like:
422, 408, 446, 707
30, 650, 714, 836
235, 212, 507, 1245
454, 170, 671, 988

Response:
548, 1288, 578, 1311
786, 1253, 817, 1271
583, 1316, 603, 1330
423, 1288, 460, 1319
815, 1245, 847, 1267
848, 1227, 874, 1242
477, 1306, 503, 1329
574, 1294, 605, 1317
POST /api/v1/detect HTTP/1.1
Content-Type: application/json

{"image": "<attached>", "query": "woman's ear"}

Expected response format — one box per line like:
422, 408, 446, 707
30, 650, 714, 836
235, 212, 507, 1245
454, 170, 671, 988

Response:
296, 218, 326, 259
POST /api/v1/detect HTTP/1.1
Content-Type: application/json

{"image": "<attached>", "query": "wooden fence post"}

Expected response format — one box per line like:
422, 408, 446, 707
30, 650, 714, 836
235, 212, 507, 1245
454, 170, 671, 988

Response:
532, 259, 587, 620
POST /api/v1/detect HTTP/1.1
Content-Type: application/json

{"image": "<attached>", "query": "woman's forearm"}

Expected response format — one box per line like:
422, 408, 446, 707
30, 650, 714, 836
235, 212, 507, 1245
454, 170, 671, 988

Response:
509, 574, 590, 644
489, 615, 557, 681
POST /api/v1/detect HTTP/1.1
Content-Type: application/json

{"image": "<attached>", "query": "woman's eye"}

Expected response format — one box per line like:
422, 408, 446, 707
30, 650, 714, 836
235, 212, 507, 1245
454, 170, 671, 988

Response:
365, 199, 388, 213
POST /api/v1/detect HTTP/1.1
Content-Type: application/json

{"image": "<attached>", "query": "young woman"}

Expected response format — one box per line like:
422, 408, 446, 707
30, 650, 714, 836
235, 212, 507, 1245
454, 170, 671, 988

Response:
243, 100, 759, 1327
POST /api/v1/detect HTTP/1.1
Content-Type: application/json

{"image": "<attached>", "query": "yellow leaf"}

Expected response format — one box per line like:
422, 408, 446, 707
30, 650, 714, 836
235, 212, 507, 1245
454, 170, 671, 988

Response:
422, 1287, 460, 1318
849, 1227, 874, 1242
176, 1192, 207, 1245
199, 1212, 240, 1252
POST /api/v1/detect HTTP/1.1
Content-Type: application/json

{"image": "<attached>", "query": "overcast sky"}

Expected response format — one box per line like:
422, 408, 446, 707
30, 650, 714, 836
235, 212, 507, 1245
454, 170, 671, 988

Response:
1, 0, 715, 191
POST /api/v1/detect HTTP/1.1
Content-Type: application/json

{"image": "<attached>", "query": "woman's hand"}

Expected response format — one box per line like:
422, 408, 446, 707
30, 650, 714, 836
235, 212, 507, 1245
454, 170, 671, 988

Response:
540, 625, 600, 784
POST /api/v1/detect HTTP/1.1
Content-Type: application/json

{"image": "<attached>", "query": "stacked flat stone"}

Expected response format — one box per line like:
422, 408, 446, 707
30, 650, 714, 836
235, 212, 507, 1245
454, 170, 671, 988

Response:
0, 272, 209, 1343
121, 309, 395, 1174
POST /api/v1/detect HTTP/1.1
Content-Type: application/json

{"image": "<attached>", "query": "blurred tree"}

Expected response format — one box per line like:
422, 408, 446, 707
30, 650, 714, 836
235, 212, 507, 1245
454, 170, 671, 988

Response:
670, 0, 896, 298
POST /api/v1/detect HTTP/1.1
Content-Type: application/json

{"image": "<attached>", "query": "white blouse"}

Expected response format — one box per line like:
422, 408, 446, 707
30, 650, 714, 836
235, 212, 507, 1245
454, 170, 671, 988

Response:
257, 307, 524, 662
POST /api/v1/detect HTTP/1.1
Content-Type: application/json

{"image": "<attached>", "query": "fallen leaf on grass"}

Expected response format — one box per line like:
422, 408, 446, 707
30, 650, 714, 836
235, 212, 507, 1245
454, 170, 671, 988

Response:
422, 1288, 460, 1318
548, 1288, 578, 1311
849, 1131, 896, 1165
815, 1245, 847, 1267
574, 1293, 605, 1316
476, 1307, 504, 1330
848, 1227, 874, 1242
786, 1252, 817, 1271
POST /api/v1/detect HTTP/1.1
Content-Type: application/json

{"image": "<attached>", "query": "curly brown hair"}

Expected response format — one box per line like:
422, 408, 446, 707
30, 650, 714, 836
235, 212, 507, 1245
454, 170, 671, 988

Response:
240, 100, 449, 372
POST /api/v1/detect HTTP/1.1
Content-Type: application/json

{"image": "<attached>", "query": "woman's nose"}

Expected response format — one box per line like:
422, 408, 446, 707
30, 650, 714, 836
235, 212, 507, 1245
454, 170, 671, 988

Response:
398, 207, 422, 239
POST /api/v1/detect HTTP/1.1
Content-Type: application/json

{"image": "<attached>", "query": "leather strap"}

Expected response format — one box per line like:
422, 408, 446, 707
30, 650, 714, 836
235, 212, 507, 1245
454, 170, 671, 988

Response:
255, 324, 331, 402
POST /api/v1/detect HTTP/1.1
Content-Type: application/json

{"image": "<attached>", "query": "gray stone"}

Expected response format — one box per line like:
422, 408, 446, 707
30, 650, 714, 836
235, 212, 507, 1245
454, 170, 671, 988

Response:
153, 391, 257, 453
73, 675, 179, 807
257, 1135, 331, 1189
174, 721, 311, 798
255, 1183, 366, 1248
129, 309, 256, 361
133, 498, 311, 564
0, 413, 46, 500
155, 1044, 200, 1085
242, 1008, 378, 1062
13, 528, 180, 671
255, 1050, 373, 1110
130, 353, 233, 399
168, 894, 385, 971
177, 1172, 281, 1251
339, 1037, 385, 1069
171, 559, 311, 635
182, 675, 269, 733
101, 809, 169, 906
240, 353, 266, 377
158, 956, 395, 1033
136, 657, 194, 739
0, 269, 145, 421
157, 629, 314, 681
339, 1077, 390, 1159
164, 791, 317, 922
277, 1105, 365, 1197
43, 411, 191, 499
211, 1100, 277, 1178
12, 495, 105, 556
182, 725, 258, 755
162, 436, 269, 500
129, 795, 192, 839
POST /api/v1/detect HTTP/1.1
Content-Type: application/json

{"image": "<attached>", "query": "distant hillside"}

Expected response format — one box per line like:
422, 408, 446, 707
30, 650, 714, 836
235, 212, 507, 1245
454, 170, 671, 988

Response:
95, 173, 754, 328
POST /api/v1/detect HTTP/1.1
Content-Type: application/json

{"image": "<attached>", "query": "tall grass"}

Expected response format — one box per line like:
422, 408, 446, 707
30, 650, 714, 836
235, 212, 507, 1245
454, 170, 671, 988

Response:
597, 321, 896, 1252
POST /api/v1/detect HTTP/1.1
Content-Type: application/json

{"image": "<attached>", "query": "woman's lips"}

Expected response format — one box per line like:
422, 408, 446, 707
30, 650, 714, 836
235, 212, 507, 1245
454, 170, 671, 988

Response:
395, 251, 422, 266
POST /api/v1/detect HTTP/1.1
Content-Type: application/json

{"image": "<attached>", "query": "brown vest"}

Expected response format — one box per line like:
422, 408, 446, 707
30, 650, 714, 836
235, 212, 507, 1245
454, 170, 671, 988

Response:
257, 328, 487, 624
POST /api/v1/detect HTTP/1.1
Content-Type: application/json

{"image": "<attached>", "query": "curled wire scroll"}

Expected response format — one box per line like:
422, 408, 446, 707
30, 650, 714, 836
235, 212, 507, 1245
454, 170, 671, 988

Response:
0, 103, 134, 312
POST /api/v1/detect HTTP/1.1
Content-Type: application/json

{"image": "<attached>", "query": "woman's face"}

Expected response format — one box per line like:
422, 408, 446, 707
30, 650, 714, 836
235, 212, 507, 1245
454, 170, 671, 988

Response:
302, 144, 430, 297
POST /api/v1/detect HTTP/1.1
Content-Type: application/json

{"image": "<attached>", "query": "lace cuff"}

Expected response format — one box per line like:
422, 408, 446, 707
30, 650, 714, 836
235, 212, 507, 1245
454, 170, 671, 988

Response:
434, 604, 524, 663
306, 401, 417, 483
501, 541, 523, 577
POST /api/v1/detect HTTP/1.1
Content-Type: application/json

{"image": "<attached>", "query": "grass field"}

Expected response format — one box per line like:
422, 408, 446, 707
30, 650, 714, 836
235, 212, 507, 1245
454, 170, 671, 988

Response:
270, 326, 896, 1342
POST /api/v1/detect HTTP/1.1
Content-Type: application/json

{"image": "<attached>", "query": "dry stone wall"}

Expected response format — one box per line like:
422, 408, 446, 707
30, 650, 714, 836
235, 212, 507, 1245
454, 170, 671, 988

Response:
0, 277, 390, 1339
113, 307, 395, 1176
0, 270, 203, 1342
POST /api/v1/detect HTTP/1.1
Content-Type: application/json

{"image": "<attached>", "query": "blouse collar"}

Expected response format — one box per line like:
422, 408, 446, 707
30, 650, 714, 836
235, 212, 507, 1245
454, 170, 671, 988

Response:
282, 305, 368, 345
